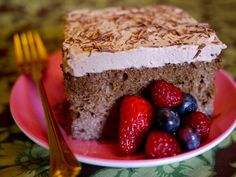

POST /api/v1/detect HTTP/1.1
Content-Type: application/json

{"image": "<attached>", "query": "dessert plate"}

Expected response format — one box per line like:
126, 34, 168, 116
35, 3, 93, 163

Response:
10, 52, 236, 168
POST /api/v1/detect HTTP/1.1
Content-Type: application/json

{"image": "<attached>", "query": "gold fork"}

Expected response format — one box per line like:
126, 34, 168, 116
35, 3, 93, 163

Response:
13, 31, 81, 177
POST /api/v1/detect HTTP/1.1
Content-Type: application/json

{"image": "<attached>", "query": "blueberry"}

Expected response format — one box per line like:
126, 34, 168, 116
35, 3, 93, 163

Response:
178, 127, 200, 150
176, 93, 197, 117
154, 108, 180, 133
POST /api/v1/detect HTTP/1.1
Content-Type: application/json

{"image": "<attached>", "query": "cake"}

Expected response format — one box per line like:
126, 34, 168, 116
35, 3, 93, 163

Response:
62, 5, 226, 140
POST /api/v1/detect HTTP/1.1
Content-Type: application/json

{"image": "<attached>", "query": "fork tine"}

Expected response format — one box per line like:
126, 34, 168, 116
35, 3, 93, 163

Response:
13, 33, 24, 65
27, 31, 38, 60
34, 31, 48, 60
13, 31, 82, 177
21, 32, 31, 62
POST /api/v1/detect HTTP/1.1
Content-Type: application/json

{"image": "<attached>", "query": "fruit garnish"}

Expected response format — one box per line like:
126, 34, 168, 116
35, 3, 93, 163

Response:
145, 131, 181, 158
151, 80, 183, 108
119, 95, 154, 155
154, 108, 180, 133
178, 127, 200, 150
184, 111, 211, 141
118, 79, 211, 157
176, 93, 197, 117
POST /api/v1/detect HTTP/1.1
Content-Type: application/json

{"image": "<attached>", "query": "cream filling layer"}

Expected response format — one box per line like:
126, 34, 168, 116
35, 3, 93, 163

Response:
65, 44, 226, 77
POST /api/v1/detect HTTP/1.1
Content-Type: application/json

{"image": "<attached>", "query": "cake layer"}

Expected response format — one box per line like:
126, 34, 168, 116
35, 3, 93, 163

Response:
63, 59, 221, 140
63, 5, 226, 77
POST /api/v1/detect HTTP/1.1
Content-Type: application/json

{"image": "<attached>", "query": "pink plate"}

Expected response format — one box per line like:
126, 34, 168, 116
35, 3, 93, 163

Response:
10, 52, 236, 168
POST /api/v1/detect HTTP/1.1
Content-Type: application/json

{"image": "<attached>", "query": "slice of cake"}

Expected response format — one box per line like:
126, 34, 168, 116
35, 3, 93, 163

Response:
62, 5, 226, 140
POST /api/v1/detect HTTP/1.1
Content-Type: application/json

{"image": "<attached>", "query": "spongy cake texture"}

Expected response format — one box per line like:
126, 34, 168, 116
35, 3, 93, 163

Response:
63, 59, 221, 140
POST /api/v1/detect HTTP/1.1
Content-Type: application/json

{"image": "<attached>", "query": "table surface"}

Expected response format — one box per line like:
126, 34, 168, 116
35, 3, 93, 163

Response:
0, 0, 236, 177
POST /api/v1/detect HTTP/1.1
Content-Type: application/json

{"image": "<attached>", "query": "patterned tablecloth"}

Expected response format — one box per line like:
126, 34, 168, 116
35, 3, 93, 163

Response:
0, 0, 236, 176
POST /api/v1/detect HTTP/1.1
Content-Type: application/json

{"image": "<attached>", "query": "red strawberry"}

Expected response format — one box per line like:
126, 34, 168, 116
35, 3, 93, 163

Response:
119, 95, 154, 155
185, 112, 211, 141
151, 80, 183, 108
145, 131, 181, 158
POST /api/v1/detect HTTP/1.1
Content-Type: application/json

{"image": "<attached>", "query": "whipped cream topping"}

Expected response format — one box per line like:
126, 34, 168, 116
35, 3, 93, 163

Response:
64, 44, 226, 77
63, 5, 226, 77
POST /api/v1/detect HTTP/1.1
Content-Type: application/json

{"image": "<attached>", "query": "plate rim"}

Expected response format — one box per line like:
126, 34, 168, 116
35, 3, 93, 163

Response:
10, 93, 236, 167
10, 54, 236, 168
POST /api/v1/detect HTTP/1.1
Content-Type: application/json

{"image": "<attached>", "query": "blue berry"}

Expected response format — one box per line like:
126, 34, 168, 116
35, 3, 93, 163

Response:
154, 108, 180, 133
178, 127, 200, 150
176, 93, 197, 117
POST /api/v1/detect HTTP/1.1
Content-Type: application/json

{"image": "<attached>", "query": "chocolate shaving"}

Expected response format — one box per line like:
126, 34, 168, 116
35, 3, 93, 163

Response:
193, 49, 202, 59
63, 5, 224, 54
198, 43, 206, 50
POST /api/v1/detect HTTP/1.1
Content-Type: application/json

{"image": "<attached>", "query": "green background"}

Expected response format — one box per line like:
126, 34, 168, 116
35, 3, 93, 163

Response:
0, 0, 236, 177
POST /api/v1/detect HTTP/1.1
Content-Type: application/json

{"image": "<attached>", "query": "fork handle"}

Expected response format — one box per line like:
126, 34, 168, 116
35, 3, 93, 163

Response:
35, 78, 81, 177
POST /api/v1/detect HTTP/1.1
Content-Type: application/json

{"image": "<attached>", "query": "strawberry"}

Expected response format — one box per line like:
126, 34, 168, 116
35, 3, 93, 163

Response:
145, 131, 181, 158
184, 112, 211, 141
119, 95, 154, 155
151, 80, 183, 108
